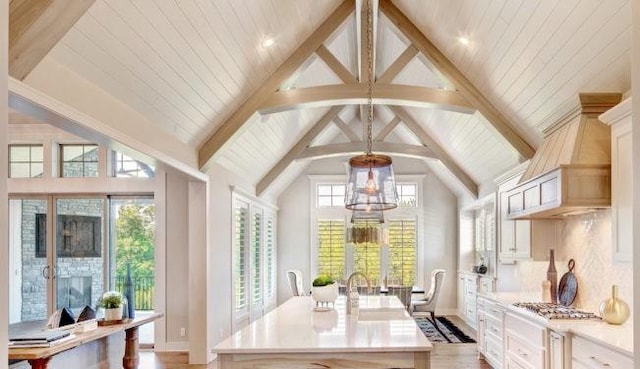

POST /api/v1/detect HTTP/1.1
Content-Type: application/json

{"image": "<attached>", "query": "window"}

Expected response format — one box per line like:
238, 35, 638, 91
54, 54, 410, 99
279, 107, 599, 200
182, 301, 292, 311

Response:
311, 176, 421, 286
387, 220, 417, 286
232, 191, 277, 326
9, 144, 43, 178
317, 184, 345, 207
61, 144, 99, 177
112, 151, 155, 178
396, 184, 417, 207
317, 220, 346, 279
264, 215, 275, 300
233, 200, 249, 314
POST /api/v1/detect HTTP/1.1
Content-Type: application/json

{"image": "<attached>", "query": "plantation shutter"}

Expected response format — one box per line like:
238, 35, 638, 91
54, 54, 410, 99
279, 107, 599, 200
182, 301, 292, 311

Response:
351, 221, 382, 283
251, 211, 263, 305
387, 219, 417, 286
233, 200, 249, 313
264, 214, 275, 299
317, 220, 345, 280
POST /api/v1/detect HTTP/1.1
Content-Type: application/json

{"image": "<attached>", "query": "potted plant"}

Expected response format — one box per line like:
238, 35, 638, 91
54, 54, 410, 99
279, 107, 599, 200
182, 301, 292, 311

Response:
98, 290, 125, 321
311, 275, 338, 307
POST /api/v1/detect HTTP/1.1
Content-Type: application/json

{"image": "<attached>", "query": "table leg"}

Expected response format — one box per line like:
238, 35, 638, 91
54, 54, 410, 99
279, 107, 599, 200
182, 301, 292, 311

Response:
28, 357, 51, 369
123, 326, 139, 369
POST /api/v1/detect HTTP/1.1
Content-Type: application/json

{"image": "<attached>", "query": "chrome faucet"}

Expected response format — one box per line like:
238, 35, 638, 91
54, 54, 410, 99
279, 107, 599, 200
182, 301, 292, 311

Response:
346, 271, 371, 313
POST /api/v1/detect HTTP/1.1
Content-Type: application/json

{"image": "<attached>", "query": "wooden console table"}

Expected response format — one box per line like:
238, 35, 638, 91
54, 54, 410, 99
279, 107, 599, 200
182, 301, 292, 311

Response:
9, 313, 162, 369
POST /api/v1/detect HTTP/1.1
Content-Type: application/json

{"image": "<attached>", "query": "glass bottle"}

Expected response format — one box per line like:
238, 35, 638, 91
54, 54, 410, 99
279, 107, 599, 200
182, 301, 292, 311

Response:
546, 249, 557, 304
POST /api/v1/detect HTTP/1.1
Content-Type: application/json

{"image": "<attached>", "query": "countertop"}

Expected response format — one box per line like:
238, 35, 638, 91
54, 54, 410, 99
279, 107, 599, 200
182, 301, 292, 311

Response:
477, 291, 633, 357
213, 295, 433, 354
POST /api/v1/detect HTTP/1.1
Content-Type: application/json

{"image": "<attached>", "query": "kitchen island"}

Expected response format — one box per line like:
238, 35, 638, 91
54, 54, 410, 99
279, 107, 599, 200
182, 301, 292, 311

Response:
213, 295, 432, 369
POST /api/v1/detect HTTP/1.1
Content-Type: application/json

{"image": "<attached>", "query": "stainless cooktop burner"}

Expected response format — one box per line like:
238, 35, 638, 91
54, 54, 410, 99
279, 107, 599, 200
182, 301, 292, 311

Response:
513, 302, 601, 320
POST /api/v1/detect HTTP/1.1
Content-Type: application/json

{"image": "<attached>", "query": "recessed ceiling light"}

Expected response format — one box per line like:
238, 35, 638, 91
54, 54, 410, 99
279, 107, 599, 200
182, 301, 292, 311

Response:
262, 37, 275, 48
458, 36, 470, 46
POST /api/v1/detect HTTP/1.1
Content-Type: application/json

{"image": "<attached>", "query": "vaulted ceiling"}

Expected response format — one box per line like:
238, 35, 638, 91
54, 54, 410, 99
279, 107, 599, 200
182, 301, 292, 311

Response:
8, 0, 631, 200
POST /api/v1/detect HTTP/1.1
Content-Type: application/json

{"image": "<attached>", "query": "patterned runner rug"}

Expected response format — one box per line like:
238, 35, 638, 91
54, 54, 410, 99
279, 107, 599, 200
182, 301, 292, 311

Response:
414, 316, 476, 344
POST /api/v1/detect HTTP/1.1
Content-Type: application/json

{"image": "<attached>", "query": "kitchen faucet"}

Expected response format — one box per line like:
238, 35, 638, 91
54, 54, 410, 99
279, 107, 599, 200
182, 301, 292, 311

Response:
346, 271, 370, 313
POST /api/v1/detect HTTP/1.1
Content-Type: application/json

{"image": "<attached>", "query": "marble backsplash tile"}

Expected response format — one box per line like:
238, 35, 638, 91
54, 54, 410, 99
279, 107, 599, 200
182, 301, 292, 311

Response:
497, 210, 633, 319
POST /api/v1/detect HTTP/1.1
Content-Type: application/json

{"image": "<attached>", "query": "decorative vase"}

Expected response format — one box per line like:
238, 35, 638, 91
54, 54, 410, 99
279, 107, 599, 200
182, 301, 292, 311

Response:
124, 264, 136, 319
599, 285, 630, 325
104, 306, 123, 321
546, 249, 558, 304
311, 283, 339, 307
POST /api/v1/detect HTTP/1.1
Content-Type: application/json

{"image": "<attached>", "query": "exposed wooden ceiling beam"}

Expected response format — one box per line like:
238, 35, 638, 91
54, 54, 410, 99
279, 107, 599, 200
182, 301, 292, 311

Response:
315, 45, 357, 84
198, 0, 355, 169
256, 106, 344, 196
377, 45, 418, 83
333, 116, 360, 142
389, 106, 478, 198
379, 0, 535, 160
375, 116, 401, 141
297, 142, 436, 160
9, 0, 96, 80
259, 83, 473, 114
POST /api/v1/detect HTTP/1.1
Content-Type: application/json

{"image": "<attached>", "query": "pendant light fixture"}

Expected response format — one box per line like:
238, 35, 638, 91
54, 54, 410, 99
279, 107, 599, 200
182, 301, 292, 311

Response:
344, 0, 398, 212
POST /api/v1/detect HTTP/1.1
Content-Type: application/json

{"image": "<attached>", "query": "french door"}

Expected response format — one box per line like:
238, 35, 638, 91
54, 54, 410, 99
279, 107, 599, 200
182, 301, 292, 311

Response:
8, 196, 106, 323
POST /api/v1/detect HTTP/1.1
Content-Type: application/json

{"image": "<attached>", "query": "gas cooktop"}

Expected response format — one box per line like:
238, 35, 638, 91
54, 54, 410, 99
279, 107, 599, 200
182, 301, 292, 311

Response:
512, 302, 601, 320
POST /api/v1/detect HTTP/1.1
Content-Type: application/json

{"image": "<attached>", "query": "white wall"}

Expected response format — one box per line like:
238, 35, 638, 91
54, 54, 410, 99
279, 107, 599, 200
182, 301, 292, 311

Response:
497, 210, 633, 315
1, 0, 9, 364
632, 0, 639, 356
276, 157, 459, 311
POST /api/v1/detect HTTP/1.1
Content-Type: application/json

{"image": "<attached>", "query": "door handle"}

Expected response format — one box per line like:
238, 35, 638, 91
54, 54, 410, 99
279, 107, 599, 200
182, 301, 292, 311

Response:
42, 266, 50, 279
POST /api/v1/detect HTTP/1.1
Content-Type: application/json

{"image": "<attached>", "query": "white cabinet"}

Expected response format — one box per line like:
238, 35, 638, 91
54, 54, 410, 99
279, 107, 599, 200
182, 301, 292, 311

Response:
572, 335, 633, 368
601, 97, 632, 263
497, 170, 560, 263
479, 276, 495, 293
505, 312, 546, 369
477, 296, 505, 369
458, 272, 477, 329
549, 330, 568, 369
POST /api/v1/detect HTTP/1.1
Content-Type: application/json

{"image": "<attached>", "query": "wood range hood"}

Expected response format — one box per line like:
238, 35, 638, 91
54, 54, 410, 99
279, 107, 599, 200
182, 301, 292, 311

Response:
506, 93, 622, 220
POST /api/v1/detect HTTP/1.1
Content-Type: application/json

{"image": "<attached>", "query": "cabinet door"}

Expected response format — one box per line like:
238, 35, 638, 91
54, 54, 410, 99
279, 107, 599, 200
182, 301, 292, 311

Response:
476, 309, 486, 355
549, 331, 564, 369
513, 219, 531, 259
611, 119, 632, 262
499, 190, 516, 259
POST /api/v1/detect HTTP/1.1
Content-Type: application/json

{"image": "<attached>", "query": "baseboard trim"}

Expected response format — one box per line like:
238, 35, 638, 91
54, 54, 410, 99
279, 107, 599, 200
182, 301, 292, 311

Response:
163, 341, 189, 351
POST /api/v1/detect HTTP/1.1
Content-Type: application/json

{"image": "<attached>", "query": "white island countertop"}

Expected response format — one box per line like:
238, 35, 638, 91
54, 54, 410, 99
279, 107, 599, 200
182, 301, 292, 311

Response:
214, 296, 433, 368
214, 295, 433, 354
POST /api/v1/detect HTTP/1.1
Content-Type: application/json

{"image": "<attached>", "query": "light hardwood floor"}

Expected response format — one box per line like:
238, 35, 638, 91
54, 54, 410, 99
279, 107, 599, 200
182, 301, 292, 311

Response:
142, 316, 491, 369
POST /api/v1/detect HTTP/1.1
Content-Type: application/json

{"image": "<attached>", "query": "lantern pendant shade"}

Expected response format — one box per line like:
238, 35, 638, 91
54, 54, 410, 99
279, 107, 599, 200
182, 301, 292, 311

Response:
351, 209, 385, 224
345, 154, 399, 211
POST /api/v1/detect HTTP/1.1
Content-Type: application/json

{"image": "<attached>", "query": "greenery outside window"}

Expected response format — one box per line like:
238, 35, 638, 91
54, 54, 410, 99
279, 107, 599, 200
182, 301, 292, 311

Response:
9, 144, 43, 178
61, 144, 99, 177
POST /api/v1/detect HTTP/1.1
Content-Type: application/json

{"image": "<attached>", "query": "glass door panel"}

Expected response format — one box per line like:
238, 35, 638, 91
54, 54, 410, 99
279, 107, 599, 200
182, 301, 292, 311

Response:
9, 198, 50, 323
55, 198, 106, 318
110, 197, 155, 345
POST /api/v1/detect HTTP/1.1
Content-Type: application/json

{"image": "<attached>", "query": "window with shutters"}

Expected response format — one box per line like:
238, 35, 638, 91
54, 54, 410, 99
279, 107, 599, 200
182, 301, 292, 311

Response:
311, 176, 421, 285
317, 220, 346, 279
251, 211, 262, 306
232, 191, 278, 325
233, 199, 249, 314
264, 215, 275, 300
387, 220, 417, 286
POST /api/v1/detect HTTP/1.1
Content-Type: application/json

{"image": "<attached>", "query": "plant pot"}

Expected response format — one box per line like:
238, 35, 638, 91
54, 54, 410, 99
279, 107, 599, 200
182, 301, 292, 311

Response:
104, 306, 123, 321
311, 283, 339, 305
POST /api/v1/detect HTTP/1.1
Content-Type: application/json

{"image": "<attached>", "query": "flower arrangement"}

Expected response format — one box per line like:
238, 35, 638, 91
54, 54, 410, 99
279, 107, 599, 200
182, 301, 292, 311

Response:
312, 275, 336, 287
98, 290, 124, 309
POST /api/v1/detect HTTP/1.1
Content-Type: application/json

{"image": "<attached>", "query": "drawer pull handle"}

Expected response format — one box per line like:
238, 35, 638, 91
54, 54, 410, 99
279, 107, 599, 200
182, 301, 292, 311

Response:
516, 348, 528, 357
589, 356, 611, 367
491, 327, 499, 333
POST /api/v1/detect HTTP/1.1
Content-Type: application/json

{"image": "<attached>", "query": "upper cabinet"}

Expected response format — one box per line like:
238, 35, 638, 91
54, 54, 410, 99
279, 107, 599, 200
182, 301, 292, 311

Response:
496, 165, 560, 264
600, 97, 632, 263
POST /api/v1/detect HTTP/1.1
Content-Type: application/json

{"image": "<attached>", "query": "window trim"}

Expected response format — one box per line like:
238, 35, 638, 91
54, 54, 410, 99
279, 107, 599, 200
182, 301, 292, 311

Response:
9, 144, 44, 178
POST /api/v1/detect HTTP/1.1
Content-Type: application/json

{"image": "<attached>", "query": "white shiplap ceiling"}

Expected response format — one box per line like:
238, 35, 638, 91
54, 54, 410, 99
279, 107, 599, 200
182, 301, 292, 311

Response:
12, 0, 631, 200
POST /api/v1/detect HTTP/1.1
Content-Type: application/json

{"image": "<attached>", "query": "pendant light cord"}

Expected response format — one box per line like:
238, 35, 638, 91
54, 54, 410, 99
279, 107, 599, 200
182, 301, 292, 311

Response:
366, 0, 373, 156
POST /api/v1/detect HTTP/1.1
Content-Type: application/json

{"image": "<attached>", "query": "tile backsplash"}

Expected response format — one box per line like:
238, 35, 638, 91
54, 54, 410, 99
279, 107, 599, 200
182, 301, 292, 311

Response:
497, 209, 633, 320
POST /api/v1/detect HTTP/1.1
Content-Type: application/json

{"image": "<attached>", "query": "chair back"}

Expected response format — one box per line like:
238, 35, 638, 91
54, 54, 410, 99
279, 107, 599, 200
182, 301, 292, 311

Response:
425, 269, 446, 305
286, 270, 306, 296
